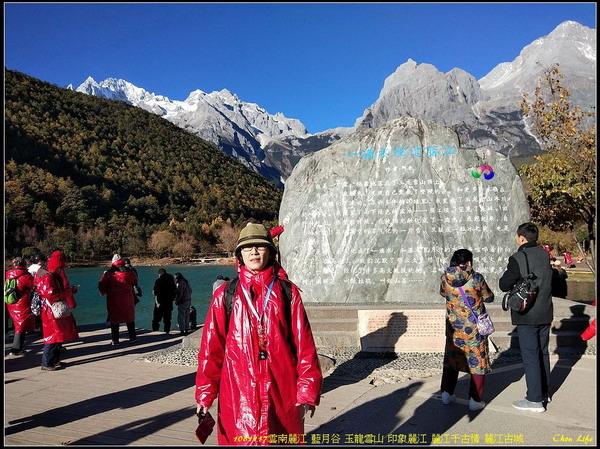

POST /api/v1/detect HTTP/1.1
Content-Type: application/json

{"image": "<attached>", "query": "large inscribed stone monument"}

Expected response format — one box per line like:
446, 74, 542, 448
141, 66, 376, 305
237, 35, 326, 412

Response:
279, 117, 530, 304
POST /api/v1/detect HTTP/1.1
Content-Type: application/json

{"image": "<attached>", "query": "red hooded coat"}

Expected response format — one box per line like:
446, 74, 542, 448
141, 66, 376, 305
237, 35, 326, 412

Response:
5, 267, 35, 333
98, 261, 138, 324
195, 263, 322, 445
34, 266, 79, 344
46, 250, 78, 308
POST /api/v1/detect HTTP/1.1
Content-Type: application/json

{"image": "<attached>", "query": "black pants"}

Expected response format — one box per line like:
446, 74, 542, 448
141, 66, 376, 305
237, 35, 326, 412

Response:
41, 343, 61, 367
516, 323, 551, 402
440, 366, 486, 402
110, 322, 136, 343
152, 304, 173, 333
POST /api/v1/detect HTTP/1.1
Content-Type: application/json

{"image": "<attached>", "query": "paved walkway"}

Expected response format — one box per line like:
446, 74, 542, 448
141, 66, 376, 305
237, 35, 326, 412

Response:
4, 324, 597, 446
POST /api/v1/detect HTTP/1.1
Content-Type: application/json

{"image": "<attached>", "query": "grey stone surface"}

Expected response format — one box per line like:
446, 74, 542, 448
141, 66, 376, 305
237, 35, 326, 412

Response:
136, 343, 595, 387
279, 117, 530, 304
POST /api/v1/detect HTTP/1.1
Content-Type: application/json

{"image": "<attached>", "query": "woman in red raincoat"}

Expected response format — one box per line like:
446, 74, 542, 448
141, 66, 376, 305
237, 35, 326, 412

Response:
5, 257, 35, 356
34, 250, 79, 371
195, 223, 322, 445
98, 258, 138, 345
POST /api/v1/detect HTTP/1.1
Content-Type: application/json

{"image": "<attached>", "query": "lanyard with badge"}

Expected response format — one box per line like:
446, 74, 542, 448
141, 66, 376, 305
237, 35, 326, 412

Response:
241, 279, 275, 361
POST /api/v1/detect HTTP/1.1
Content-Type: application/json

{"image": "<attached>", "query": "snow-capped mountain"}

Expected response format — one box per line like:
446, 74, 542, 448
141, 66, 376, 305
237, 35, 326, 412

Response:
480, 20, 595, 103
72, 77, 325, 186
74, 20, 595, 181
355, 21, 596, 157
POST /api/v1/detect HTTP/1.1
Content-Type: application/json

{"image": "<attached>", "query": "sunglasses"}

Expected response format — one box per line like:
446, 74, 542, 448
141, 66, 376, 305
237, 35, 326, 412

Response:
241, 245, 269, 253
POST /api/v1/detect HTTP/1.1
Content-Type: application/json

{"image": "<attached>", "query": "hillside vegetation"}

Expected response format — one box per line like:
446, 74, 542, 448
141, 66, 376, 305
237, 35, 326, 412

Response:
5, 69, 282, 260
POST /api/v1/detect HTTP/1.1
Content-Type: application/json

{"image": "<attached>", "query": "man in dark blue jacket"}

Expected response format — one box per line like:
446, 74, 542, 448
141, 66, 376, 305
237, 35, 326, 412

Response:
499, 222, 553, 413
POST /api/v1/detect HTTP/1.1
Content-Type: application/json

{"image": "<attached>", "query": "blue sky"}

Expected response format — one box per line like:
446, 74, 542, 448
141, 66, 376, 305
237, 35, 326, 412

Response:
4, 2, 596, 134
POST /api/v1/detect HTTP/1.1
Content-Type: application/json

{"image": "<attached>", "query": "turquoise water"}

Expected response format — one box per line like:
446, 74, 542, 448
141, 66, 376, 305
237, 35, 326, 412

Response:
60, 266, 596, 329
65, 265, 238, 329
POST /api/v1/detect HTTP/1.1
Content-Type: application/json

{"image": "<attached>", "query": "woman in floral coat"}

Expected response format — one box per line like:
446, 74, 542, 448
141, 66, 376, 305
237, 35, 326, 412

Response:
439, 249, 494, 411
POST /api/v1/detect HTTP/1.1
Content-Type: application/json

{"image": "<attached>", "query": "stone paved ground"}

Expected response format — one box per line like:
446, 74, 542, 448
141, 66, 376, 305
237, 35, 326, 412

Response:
5, 322, 596, 446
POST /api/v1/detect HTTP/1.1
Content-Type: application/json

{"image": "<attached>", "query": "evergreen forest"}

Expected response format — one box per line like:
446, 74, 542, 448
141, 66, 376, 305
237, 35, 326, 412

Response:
4, 69, 283, 261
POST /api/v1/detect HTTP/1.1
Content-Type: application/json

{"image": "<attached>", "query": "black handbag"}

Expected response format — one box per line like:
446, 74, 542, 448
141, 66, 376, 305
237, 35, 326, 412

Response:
502, 252, 538, 312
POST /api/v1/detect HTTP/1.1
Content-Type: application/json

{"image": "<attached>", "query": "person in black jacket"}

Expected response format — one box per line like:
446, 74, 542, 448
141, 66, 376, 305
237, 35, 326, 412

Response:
152, 268, 177, 334
499, 222, 553, 413
550, 259, 569, 299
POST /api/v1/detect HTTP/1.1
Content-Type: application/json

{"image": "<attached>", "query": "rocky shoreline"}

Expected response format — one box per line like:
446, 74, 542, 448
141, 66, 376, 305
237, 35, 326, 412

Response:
136, 343, 596, 386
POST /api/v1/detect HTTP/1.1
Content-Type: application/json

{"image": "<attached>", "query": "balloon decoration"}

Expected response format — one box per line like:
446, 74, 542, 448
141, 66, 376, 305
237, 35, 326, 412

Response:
470, 164, 495, 180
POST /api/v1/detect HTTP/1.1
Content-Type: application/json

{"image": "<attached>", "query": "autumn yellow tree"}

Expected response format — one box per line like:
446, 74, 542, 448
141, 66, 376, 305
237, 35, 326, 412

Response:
216, 221, 240, 256
173, 233, 198, 259
148, 230, 177, 258
520, 63, 596, 270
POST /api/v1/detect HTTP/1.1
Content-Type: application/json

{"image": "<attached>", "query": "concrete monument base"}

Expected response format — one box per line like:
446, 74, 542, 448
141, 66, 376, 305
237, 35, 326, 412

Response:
358, 309, 446, 352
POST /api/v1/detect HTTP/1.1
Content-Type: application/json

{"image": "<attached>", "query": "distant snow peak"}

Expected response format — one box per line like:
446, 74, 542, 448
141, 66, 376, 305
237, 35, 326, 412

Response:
479, 20, 595, 93
217, 88, 237, 100
554, 20, 587, 36
73, 20, 594, 183
356, 20, 594, 159
75, 76, 308, 137
75, 75, 313, 186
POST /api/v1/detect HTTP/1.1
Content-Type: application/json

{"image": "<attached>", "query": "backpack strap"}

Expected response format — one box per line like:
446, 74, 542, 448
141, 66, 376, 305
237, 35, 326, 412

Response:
514, 251, 531, 277
224, 276, 293, 333
224, 276, 240, 332
458, 286, 478, 322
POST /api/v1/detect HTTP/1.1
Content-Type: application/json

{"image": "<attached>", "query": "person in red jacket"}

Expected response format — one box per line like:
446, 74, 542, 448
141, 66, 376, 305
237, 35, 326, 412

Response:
34, 250, 79, 371
563, 251, 575, 268
195, 223, 322, 445
98, 257, 139, 345
5, 257, 35, 356
581, 299, 596, 341
581, 318, 596, 341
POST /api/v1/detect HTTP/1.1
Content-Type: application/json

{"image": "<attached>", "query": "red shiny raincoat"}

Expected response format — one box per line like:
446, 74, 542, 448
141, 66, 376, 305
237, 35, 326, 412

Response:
195, 263, 322, 445
34, 267, 79, 344
98, 264, 138, 324
5, 267, 35, 333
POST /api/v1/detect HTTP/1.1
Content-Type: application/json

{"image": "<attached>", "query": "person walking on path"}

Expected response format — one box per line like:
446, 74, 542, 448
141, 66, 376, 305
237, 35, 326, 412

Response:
195, 223, 323, 445
439, 249, 495, 411
175, 272, 192, 336
34, 250, 79, 371
5, 257, 35, 356
152, 268, 177, 334
98, 256, 138, 345
500, 222, 553, 413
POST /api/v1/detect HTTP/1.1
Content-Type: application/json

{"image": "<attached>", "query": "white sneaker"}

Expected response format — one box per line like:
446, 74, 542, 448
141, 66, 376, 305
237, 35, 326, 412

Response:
441, 391, 455, 405
469, 397, 486, 411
